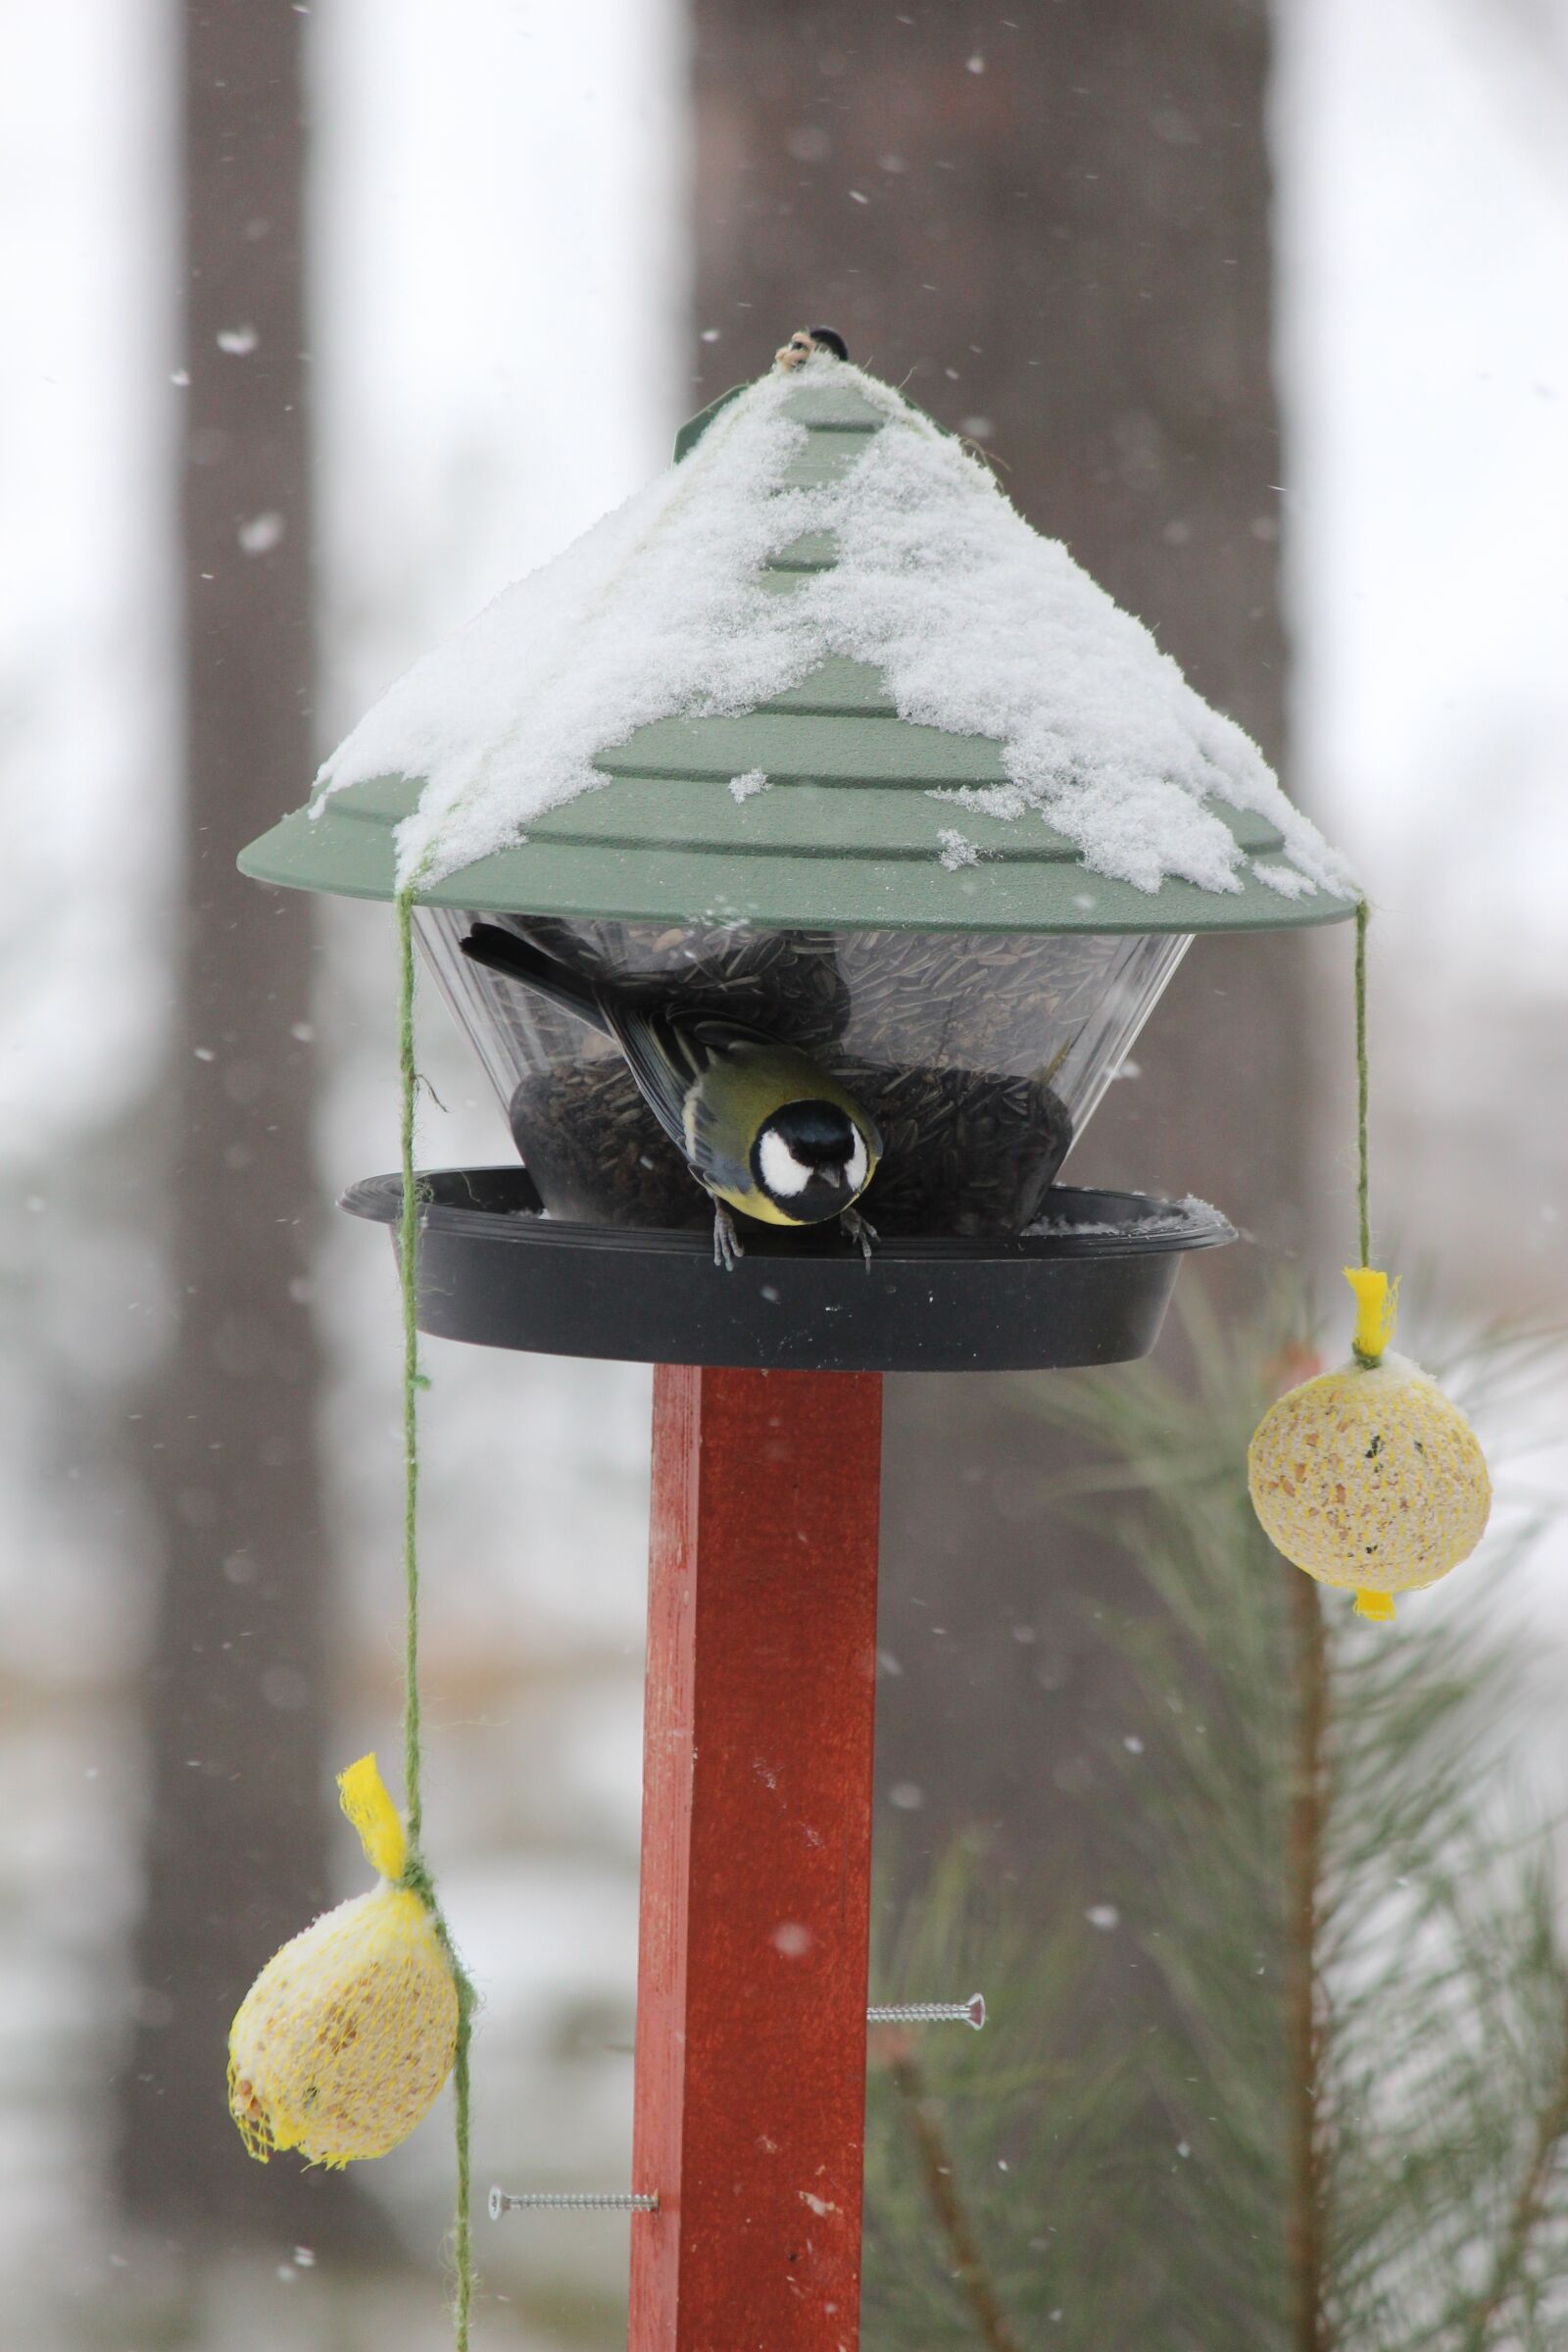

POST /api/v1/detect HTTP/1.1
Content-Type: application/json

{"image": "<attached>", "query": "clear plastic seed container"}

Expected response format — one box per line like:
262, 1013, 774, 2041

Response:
416, 910, 1189, 1238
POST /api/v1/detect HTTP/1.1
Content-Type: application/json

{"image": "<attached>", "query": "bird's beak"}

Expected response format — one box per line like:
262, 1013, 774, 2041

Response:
820, 1165, 844, 1190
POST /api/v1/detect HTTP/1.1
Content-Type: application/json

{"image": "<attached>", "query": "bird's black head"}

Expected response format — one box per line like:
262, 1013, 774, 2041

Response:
752, 1098, 874, 1225
777, 325, 851, 372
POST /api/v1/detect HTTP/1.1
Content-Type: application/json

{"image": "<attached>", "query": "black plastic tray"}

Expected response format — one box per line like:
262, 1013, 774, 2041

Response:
341, 1167, 1234, 1374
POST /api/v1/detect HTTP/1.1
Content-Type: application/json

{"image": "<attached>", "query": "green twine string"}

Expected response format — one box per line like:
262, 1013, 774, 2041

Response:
397, 887, 424, 1842
1354, 898, 1371, 1273
395, 885, 477, 2349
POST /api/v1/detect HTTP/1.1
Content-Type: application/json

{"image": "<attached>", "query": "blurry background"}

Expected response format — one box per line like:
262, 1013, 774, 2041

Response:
1, 1, 1565, 2345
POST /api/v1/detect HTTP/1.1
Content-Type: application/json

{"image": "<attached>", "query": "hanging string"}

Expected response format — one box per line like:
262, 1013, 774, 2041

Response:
1347, 899, 1396, 1372
1354, 897, 1371, 1276
397, 887, 425, 1840
395, 884, 476, 2349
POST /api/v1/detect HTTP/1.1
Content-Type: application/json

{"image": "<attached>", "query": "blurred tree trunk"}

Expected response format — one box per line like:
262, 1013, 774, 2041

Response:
689, 1, 1307, 1858
118, 1, 379, 2251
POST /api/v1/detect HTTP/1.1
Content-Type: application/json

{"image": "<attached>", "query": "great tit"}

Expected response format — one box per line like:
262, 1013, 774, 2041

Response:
775, 324, 850, 369
461, 923, 882, 1269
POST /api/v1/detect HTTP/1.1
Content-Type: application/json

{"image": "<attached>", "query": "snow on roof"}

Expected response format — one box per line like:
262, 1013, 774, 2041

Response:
314, 353, 1355, 903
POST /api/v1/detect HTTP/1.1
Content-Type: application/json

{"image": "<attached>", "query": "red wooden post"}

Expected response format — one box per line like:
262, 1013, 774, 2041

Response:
630, 1364, 884, 2352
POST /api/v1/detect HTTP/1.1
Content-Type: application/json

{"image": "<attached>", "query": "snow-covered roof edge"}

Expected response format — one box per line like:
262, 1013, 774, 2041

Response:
313, 352, 1356, 906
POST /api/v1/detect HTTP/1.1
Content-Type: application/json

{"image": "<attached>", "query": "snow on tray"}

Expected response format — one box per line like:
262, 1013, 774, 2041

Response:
314, 355, 1355, 902
1024, 1192, 1225, 1240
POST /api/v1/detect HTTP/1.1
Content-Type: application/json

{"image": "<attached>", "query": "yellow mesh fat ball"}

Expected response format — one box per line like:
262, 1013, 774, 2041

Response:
1248, 1270, 1491, 1622
227, 1755, 459, 2167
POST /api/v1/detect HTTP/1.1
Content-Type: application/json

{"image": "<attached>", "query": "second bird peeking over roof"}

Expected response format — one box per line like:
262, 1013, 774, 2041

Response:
775, 324, 851, 369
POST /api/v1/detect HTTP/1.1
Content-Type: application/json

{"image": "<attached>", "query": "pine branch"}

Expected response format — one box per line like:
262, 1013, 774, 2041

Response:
865, 1304, 1568, 2351
1458, 1996, 1568, 2352
882, 2040, 1025, 2352
1286, 1568, 1332, 2352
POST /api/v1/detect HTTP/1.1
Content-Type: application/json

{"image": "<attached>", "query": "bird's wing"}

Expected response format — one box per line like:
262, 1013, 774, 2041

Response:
604, 1003, 712, 1153
678, 1020, 802, 1195
609, 1008, 773, 1192
460, 924, 609, 1033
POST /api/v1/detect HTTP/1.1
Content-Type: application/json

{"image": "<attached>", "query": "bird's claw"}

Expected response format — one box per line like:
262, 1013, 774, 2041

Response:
841, 1207, 877, 1267
712, 1202, 745, 1272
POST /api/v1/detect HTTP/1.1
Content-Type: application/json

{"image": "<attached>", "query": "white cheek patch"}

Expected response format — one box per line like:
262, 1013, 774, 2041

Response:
844, 1131, 868, 1196
759, 1127, 812, 1199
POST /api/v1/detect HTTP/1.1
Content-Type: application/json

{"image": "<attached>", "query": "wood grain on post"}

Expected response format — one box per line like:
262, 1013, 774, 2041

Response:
631, 1365, 883, 2350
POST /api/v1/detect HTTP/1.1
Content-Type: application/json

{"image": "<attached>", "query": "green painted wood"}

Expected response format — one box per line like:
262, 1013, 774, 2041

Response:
252, 763, 1284, 867
672, 377, 879, 466
672, 383, 746, 463
238, 374, 1356, 938
594, 709, 1012, 785
781, 382, 883, 431
757, 659, 895, 715
534, 781, 1039, 858
535, 779, 1285, 859
778, 436, 873, 489
240, 788, 1351, 934
767, 530, 839, 571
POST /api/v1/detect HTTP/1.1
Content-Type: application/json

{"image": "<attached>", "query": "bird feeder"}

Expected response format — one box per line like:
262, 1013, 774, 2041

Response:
239, 334, 1356, 2348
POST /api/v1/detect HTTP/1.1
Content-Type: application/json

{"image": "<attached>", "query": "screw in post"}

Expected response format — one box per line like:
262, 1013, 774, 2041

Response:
488, 2187, 660, 2220
490, 1998, 986, 2226
866, 1993, 986, 2031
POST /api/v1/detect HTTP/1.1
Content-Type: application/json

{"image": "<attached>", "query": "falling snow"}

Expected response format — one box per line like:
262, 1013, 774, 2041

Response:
237, 511, 284, 556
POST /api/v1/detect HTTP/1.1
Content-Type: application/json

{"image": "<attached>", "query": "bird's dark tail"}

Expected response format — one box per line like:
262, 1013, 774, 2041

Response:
460, 923, 609, 1034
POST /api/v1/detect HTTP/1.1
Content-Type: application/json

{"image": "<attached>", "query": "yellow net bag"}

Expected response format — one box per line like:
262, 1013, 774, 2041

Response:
1249, 1269, 1492, 1622
228, 1754, 460, 2167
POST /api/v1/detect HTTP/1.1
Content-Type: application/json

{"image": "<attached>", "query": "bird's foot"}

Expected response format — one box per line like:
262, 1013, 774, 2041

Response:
712, 1202, 745, 1272
841, 1206, 878, 1267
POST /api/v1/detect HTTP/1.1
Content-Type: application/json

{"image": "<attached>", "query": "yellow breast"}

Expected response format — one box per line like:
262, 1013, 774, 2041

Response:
708, 1178, 808, 1229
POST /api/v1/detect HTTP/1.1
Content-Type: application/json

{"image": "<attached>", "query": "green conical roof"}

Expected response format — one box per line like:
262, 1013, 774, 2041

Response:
240, 368, 1356, 937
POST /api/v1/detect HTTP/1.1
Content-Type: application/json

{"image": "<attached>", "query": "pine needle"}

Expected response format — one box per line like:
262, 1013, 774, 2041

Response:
863, 1298, 1568, 2352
